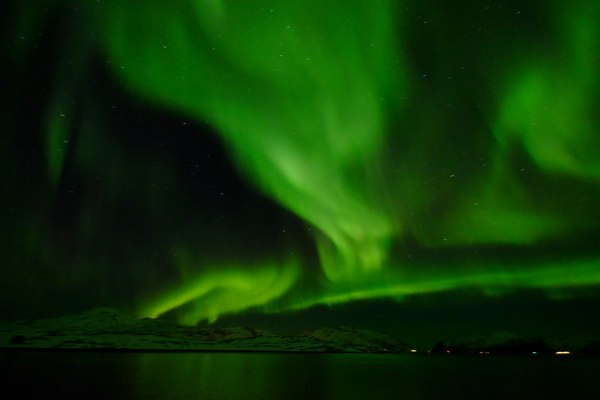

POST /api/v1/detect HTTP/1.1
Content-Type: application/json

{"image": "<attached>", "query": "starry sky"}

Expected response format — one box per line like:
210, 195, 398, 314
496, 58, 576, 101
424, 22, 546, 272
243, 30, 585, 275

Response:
2, 0, 600, 347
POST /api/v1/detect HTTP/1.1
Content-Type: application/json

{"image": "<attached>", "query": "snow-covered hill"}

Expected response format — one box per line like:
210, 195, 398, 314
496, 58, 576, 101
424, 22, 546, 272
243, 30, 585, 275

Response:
0, 308, 413, 353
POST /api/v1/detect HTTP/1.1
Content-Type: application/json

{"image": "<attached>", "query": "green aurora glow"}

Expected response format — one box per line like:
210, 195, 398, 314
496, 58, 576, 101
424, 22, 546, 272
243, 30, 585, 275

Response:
3, 0, 600, 326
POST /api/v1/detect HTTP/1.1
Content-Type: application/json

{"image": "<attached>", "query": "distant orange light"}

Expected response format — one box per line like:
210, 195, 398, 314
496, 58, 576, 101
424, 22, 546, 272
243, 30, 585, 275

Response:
555, 351, 571, 355
410, 349, 417, 353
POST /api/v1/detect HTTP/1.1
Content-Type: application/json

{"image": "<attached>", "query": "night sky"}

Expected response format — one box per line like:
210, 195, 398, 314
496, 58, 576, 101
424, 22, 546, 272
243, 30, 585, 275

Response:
2, 0, 600, 347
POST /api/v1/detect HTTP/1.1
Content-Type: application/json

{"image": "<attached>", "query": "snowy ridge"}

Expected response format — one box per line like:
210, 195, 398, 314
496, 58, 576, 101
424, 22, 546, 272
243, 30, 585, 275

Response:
0, 308, 413, 353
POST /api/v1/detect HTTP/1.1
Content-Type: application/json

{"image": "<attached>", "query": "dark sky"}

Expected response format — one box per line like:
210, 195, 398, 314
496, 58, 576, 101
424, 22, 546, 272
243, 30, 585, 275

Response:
2, 0, 600, 347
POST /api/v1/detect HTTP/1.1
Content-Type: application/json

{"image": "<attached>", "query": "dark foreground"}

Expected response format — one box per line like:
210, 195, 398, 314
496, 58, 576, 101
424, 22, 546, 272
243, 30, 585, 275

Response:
1, 351, 599, 400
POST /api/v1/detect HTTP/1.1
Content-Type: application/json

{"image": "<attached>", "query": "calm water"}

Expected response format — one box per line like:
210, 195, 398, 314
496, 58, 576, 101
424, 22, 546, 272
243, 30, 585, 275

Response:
1, 351, 599, 399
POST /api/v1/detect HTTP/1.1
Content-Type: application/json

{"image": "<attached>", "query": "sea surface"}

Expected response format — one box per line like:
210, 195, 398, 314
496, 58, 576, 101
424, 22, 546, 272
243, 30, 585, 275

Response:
1, 351, 598, 399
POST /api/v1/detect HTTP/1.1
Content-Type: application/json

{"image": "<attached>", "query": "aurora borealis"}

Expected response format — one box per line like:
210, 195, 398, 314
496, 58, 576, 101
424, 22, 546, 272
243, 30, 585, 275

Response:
2, 0, 600, 341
